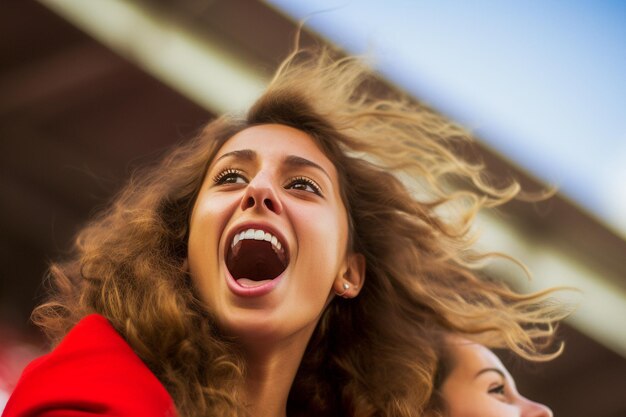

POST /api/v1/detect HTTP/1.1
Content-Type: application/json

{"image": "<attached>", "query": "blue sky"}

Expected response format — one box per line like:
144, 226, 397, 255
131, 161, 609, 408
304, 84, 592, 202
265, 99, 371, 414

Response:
267, 0, 626, 237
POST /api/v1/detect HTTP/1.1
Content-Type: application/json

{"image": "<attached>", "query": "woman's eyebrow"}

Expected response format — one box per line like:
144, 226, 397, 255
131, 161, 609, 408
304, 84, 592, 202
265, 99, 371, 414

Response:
474, 368, 506, 380
215, 149, 257, 163
283, 155, 331, 181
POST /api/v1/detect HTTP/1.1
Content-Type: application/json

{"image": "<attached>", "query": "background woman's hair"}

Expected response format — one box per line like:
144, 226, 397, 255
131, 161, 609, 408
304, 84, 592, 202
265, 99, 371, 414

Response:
33, 47, 568, 417
421, 332, 458, 417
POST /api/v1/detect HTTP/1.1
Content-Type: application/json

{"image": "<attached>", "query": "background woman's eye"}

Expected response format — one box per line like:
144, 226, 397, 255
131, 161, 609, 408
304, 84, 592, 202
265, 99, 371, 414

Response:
214, 169, 247, 185
488, 384, 506, 396
285, 177, 322, 195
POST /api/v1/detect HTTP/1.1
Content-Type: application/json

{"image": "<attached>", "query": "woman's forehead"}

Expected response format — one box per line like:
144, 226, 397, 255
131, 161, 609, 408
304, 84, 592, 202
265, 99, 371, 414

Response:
450, 339, 507, 375
214, 124, 336, 172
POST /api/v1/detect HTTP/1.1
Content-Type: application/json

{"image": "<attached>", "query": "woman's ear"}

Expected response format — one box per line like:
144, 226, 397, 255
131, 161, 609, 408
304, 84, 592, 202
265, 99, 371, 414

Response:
333, 253, 365, 298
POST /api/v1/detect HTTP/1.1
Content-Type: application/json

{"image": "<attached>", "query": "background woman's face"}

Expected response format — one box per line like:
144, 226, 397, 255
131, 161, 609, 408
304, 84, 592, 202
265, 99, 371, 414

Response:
441, 339, 553, 417
188, 124, 356, 346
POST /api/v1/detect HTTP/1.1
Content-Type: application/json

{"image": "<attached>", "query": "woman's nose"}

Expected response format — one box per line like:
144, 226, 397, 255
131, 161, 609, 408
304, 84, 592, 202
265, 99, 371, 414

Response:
520, 397, 553, 417
240, 173, 283, 214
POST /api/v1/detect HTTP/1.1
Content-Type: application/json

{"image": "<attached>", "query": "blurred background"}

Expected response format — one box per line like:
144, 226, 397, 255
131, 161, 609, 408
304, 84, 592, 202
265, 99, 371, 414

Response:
1, 0, 625, 415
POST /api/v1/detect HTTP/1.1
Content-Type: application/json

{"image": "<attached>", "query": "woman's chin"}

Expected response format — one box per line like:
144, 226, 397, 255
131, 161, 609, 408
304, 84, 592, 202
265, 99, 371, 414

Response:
215, 303, 318, 349
218, 311, 290, 344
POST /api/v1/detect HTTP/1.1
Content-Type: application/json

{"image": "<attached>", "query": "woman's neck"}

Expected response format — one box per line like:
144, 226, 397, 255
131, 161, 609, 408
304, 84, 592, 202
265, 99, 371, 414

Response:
240, 326, 315, 417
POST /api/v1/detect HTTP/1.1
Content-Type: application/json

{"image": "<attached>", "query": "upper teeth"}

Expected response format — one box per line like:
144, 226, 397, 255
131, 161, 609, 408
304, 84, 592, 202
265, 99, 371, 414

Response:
232, 228, 283, 252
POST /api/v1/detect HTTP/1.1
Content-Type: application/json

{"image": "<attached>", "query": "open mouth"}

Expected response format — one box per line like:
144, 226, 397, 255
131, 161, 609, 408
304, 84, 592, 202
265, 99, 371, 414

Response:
226, 228, 288, 286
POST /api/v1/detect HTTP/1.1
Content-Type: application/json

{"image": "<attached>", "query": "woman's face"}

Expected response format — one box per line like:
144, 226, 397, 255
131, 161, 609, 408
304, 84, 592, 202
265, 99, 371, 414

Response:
441, 339, 553, 417
188, 124, 363, 345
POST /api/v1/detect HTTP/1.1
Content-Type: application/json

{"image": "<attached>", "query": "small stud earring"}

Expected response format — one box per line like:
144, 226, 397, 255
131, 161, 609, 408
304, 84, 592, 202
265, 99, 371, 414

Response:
335, 283, 350, 297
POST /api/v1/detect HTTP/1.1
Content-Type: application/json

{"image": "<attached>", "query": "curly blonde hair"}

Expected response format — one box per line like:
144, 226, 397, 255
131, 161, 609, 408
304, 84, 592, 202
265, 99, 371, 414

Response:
34, 47, 566, 417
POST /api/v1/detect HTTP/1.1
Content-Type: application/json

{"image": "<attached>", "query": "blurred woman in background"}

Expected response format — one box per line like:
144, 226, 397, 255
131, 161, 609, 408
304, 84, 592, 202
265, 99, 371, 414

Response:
425, 334, 553, 417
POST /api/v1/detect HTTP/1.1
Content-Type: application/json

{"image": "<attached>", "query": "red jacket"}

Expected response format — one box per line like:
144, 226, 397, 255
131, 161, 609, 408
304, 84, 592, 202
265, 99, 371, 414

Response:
2, 314, 176, 417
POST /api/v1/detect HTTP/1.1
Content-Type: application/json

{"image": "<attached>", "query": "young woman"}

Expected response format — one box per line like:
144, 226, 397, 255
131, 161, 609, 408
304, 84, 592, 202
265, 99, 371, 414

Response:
425, 335, 553, 417
3, 48, 566, 417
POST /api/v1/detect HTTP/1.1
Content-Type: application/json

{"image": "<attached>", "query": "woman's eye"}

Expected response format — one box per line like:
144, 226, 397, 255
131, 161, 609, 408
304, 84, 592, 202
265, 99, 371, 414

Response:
285, 177, 322, 196
488, 384, 506, 396
213, 169, 247, 185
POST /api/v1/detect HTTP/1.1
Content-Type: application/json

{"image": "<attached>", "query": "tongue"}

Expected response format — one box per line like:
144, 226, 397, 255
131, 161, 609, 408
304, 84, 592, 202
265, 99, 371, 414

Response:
236, 278, 274, 288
